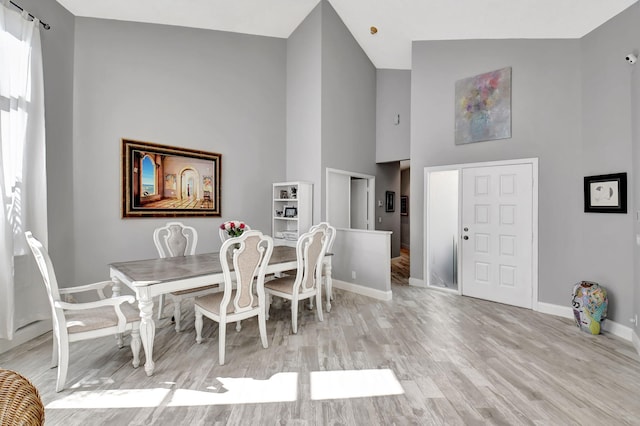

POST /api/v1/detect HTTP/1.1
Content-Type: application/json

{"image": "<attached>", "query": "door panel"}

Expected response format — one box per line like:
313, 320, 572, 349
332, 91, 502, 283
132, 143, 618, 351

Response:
461, 164, 533, 308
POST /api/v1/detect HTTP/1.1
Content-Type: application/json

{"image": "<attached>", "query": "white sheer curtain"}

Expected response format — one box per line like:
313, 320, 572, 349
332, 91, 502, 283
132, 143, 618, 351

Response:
0, 1, 49, 340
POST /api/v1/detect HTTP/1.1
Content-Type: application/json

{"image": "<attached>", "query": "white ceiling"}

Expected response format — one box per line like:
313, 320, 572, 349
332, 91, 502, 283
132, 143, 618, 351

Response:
55, 0, 637, 69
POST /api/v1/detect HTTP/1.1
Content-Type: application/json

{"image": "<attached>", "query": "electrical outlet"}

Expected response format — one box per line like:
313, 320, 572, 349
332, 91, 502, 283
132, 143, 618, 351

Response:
351, 270, 356, 280
631, 314, 638, 327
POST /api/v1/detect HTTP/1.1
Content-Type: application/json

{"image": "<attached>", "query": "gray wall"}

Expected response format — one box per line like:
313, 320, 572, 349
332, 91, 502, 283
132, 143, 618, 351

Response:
581, 4, 640, 330
634, 35, 640, 338
285, 0, 377, 224
376, 69, 411, 162
72, 18, 287, 284
20, 0, 75, 284
320, 1, 377, 219
286, 3, 322, 223
635, 54, 640, 337
410, 4, 640, 324
581, 3, 640, 332
411, 39, 585, 313
376, 162, 401, 257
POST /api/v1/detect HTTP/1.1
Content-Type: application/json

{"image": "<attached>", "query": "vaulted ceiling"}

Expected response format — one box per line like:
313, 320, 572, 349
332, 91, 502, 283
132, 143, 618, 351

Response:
55, 0, 637, 69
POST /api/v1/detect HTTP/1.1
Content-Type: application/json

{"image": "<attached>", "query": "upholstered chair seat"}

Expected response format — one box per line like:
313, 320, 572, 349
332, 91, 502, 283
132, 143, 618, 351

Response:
25, 231, 141, 393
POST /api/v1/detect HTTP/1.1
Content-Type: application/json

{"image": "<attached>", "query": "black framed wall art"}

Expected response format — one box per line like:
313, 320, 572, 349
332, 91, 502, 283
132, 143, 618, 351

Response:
584, 172, 627, 214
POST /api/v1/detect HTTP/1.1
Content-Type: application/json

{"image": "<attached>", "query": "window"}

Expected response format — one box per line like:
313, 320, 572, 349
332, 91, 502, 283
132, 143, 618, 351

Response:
141, 155, 156, 196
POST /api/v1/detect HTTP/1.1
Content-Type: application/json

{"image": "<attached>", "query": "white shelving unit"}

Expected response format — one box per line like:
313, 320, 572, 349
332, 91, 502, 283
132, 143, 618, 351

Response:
272, 181, 313, 247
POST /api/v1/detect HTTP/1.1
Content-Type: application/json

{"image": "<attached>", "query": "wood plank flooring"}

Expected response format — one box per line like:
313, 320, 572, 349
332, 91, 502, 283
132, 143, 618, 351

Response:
391, 248, 410, 286
2, 269, 640, 425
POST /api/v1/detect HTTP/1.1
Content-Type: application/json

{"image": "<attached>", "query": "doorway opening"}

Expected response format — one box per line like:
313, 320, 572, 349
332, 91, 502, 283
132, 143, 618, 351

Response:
326, 168, 375, 230
424, 158, 539, 309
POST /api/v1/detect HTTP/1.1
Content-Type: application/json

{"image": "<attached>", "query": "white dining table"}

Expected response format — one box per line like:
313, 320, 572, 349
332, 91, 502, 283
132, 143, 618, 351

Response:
109, 245, 306, 376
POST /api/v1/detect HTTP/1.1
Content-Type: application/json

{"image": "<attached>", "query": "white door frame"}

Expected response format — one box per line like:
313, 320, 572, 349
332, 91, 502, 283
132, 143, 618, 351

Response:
326, 168, 375, 230
424, 158, 539, 309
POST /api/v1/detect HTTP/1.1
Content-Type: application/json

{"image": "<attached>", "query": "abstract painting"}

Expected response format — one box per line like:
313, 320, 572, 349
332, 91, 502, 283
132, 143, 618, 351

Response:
455, 67, 511, 144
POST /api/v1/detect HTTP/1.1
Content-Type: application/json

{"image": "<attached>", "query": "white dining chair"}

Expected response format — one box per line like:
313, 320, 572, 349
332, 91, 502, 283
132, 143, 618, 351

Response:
265, 226, 328, 334
309, 222, 336, 312
25, 231, 141, 392
194, 230, 273, 365
154, 222, 218, 332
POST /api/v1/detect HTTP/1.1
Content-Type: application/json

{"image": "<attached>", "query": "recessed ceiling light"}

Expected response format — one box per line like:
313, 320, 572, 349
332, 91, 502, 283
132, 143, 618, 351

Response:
370, 26, 378, 35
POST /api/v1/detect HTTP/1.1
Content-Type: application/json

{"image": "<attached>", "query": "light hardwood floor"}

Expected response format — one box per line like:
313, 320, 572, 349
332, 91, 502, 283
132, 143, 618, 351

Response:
1, 271, 640, 425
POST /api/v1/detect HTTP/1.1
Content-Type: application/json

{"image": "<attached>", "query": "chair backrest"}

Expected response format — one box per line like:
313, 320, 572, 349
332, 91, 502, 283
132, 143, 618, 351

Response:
219, 230, 273, 315
309, 222, 336, 253
294, 227, 328, 293
25, 231, 61, 307
25, 231, 66, 335
218, 221, 251, 243
153, 222, 197, 258
0, 369, 45, 426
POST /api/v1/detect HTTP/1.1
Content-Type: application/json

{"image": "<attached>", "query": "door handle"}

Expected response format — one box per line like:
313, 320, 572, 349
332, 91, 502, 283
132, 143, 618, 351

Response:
463, 236, 469, 240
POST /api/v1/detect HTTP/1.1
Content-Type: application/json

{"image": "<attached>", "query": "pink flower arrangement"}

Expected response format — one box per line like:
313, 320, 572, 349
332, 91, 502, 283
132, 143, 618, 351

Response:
220, 220, 246, 238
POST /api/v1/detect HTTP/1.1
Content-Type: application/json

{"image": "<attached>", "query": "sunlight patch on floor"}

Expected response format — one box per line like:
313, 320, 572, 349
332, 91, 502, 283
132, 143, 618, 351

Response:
46, 369, 404, 409
46, 388, 171, 409
310, 369, 404, 400
169, 372, 298, 405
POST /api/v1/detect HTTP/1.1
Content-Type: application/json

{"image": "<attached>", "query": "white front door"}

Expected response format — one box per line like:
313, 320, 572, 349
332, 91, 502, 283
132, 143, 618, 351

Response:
461, 163, 533, 308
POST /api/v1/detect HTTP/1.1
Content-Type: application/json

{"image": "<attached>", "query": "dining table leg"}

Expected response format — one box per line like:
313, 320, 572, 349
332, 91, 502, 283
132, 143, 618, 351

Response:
137, 287, 156, 376
111, 278, 124, 347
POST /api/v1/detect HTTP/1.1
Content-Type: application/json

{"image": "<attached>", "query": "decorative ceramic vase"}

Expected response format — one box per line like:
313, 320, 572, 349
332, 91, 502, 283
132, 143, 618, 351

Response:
571, 281, 608, 335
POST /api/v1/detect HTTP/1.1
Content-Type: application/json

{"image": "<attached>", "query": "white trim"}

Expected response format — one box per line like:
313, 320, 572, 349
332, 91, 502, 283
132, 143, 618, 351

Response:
536, 302, 573, 318
424, 157, 539, 307
0, 319, 52, 355
335, 228, 391, 236
426, 285, 459, 295
332, 279, 392, 301
632, 330, 640, 357
409, 277, 427, 288
536, 302, 634, 342
602, 320, 634, 342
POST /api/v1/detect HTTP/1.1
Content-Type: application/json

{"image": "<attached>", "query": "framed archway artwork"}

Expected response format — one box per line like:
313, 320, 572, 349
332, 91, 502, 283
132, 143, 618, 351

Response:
121, 138, 221, 217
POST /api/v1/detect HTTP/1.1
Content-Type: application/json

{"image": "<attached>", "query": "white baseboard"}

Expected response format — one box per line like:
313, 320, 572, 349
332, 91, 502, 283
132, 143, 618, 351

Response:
602, 319, 634, 341
408, 277, 427, 288
0, 319, 52, 355
536, 302, 574, 319
332, 279, 392, 301
536, 302, 634, 342
633, 330, 640, 356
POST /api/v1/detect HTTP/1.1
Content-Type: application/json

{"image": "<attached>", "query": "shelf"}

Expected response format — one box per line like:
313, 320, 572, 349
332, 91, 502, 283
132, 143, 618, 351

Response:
273, 181, 312, 247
